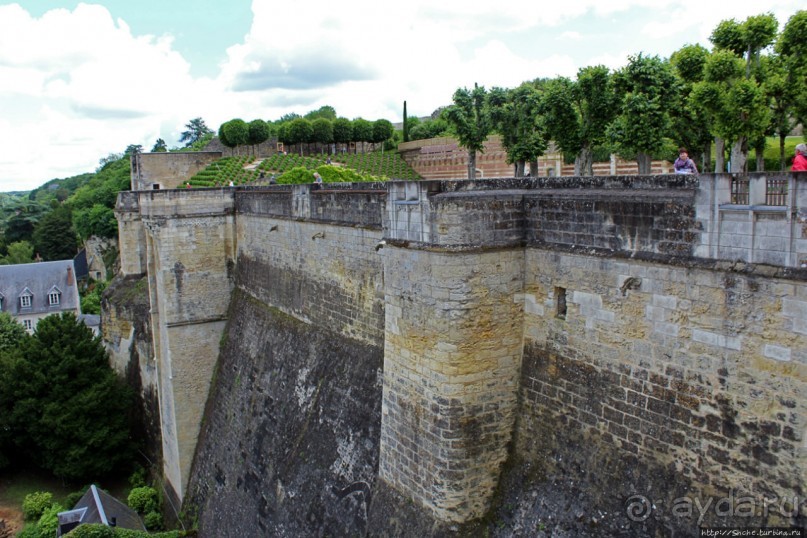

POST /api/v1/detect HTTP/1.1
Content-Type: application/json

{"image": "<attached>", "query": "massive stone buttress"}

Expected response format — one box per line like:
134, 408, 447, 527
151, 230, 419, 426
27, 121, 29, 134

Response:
132, 188, 236, 505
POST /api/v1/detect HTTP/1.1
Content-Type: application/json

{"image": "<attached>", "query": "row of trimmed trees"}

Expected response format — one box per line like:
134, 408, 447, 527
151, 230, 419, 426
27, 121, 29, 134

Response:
217, 114, 395, 156
444, 10, 807, 178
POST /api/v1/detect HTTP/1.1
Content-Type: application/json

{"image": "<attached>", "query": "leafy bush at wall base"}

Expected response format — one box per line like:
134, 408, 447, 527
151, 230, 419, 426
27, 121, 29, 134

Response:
144, 510, 164, 531
22, 491, 53, 521
65, 524, 180, 537
38, 503, 65, 538
127, 486, 159, 514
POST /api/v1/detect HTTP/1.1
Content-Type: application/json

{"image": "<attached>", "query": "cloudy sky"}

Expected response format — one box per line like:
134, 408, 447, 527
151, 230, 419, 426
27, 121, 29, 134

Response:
0, 0, 802, 191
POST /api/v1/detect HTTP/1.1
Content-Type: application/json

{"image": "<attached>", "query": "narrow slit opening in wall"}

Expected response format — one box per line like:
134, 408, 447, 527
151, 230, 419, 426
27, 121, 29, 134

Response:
555, 287, 567, 319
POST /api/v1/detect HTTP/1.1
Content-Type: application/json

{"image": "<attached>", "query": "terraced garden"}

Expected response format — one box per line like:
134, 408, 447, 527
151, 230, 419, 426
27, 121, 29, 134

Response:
187, 151, 420, 187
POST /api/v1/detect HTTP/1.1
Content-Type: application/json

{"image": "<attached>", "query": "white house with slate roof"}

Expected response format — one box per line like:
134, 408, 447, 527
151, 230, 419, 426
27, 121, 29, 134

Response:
0, 259, 81, 333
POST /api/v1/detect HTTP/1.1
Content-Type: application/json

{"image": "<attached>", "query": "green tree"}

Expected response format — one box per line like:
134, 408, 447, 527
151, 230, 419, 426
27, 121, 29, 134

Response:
32, 205, 78, 261
1, 240, 34, 265
371, 119, 394, 151
72, 204, 118, 240
221, 119, 249, 154
304, 105, 337, 121
541, 66, 618, 175
409, 118, 448, 140
248, 119, 270, 155
276, 122, 290, 151
180, 118, 214, 147
691, 50, 770, 172
0, 312, 25, 353
444, 83, 492, 180
670, 44, 714, 171
1, 313, 134, 480
706, 13, 778, 171
332, 117, 353, 153
607, 54, 678, 173
774, 10, 807, 167
759, 55, 796, 170
488, 84, 547, 176
150, 138, 167, 152
403, 101, 409, 143
288, 118, 313, 155
124, 144, 142, 156
351, 118, 373, 153
0, 312, 26, 469
311, 118, 334, 152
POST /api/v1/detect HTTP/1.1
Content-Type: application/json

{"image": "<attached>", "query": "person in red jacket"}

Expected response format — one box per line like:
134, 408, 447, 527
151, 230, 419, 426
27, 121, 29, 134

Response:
793, 143, 807, 171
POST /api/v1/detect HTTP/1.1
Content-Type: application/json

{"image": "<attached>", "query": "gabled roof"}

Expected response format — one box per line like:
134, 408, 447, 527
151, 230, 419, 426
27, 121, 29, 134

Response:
0, 260, 79, 315
73, 249, 89, 280
57, 485, 145, 536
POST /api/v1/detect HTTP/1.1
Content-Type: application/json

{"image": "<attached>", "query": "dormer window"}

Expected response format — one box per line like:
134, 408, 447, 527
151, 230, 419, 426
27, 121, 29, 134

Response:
20, 288, 33, 309
48, 286, 62, 306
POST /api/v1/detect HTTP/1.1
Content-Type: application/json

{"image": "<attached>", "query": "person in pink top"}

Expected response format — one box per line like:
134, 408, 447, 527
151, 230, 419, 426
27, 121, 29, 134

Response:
792, 143, 807, 171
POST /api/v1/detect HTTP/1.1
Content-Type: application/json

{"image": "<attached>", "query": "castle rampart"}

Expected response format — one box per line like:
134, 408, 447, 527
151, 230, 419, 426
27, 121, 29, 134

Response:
115, 171, 807, 534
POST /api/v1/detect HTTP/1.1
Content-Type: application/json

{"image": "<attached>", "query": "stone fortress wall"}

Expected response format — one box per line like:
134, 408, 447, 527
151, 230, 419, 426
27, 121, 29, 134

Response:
114, 168, 807, 535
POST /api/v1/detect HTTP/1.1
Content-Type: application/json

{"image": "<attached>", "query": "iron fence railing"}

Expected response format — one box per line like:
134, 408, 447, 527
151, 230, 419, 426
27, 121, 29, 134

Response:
731, 176, 749, 205
766, 177, 788, 206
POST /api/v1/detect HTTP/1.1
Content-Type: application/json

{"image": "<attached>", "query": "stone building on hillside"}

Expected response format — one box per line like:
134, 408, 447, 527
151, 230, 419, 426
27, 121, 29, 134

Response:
0, 259, 81, 332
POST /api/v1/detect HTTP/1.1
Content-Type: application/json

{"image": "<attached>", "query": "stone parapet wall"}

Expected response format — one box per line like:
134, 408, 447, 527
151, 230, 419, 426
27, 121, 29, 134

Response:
236, 214, 385, 347
132, 151, 222, 191
696, 174, 807, 267
398, 136, 674, 179
236, 184, 386, 229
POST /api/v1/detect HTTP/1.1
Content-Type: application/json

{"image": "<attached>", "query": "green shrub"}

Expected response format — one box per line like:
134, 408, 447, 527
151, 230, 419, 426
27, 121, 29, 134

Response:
64, 487, 89, 510
127, 486, 158, 514
22, 491, 53, 521
16, 525, 41, 538
38, 503, 64, 538
128, 466, 148, 489
65, 524, 116, 538
277, 166, 317, 184
144, 510, 164, 531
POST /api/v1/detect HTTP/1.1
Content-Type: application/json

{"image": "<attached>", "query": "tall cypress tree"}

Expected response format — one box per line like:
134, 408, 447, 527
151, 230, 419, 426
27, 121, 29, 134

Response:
403, 101, 409, 143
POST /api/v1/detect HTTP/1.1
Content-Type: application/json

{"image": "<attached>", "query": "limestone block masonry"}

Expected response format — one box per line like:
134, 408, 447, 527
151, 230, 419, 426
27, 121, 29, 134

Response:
114, 172, 807, 534
135, 188, 237, 505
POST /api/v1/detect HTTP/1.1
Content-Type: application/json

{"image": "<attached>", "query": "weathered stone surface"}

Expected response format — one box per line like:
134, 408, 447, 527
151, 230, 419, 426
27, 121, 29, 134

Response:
102, 275, 161, 464
186, 289, 383, 537
514, 249, 807, 533
111, 172, 807, 536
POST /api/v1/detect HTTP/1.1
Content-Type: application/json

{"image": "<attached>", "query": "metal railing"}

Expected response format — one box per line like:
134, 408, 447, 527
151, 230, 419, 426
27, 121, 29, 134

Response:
766, 177, 788, 206
731, 176, 749, 205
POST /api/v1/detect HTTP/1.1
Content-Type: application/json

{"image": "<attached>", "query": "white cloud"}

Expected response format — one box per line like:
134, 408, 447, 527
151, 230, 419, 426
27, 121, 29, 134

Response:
0, 3, 239, 190
0, 0, 805, 190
